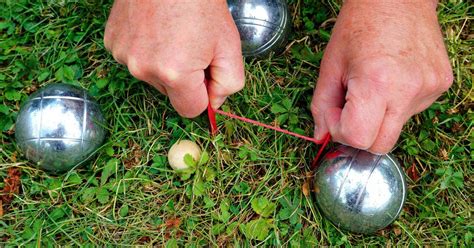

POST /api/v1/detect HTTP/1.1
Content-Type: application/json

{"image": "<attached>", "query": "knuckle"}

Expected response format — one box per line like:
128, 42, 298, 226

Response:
155, 60, 186, 88
158, 69, 180, 88
440, 69, 454, 92
424, 71, 441, 93
424, 67, 453, 94
127, 56, 148, 81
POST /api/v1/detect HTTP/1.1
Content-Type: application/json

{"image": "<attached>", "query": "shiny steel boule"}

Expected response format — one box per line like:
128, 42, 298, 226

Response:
314, 145, 406, 234
15, 83, 106, 172
228, 0, 291, 58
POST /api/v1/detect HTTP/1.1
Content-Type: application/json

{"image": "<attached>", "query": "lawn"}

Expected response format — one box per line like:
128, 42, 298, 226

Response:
0, 0, 472, 246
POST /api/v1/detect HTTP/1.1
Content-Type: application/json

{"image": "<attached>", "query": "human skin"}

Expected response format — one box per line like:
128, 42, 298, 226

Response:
104, 0, 244, 118
311, 0, 453, 154
104, 0, 453, 154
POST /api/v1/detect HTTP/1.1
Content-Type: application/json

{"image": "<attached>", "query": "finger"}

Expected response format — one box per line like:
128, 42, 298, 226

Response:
368, 94, 439, 154
105, 24, 128, 65
108, 32, 129, 65
207, 29, 245, 109
151, 82, 167, 95
104, 0, 127, 52
326, 80, 387, 150
413, 94, 444, 114
164, 69, 208, 118
368, 110, 407, 154
311, 57, 345, 141
112, 50, 127, 65
125, 53, 171, 96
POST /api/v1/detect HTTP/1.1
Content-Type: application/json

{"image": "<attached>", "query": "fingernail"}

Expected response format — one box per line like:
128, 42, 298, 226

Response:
210, 96, 226, 110
315, 132, 323, 142
314, 123, 328, 141
368, 150, 386, 156
314, 129, 327, 142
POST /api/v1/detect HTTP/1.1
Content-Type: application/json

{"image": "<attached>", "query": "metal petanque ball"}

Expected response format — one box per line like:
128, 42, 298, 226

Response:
15, 83, 106, 173
313, 145, 407, 234
228, 0, 291, 58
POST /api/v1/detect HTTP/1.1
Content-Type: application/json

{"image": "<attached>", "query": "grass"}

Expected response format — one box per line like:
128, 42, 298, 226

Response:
0, 0, 472, 246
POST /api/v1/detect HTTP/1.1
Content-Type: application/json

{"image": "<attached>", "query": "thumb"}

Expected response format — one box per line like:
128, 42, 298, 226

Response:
206, 32, 245, 109
326, 79, 387, 150
311, 58, 345, 141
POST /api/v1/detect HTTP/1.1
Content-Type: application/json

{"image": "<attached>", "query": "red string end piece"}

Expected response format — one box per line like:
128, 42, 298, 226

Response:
204, 79, 218, 135
207, 103, 218, 136
311, 133, 331, 170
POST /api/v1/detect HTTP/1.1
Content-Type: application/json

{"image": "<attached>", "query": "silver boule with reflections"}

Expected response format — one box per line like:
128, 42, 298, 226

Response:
314, 145, 407, 234
15, 83, 106, 173
228, 0, 290, 58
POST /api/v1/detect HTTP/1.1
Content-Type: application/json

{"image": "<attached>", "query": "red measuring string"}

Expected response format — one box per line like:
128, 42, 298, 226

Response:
205, 80, 331, 167
215, 109, 321, 144
207, 103, 218, 135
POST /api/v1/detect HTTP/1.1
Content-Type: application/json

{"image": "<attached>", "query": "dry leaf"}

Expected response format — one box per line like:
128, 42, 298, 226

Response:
439, 148, 449, 161
302, 181, 310, 197
137, 236, 151, 244
447, 108, 458, 114
407, 163, 419, 182
1, 167, 21, 215
393, 227, 402, 236
123, 140, 143, 169
1, 167, 21, 203
451, 122, 464, 133
165, 218, 181, 229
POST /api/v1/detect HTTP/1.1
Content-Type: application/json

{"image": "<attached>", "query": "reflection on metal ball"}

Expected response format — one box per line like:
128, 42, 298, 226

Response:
15, 83, 106, 173
228, 0, 291, 58
314, 145, 407, 234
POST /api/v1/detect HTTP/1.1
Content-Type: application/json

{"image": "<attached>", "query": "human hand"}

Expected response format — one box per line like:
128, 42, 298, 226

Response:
104, 0, 244, 117
311, 1, 453, 154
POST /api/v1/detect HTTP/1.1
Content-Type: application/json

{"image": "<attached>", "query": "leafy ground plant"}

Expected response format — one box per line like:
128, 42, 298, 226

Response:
1, 0, 472, 246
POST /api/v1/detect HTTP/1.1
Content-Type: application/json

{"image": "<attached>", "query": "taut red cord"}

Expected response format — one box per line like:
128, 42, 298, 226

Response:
215, 109, 322, 144
205, 79, 331, 167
